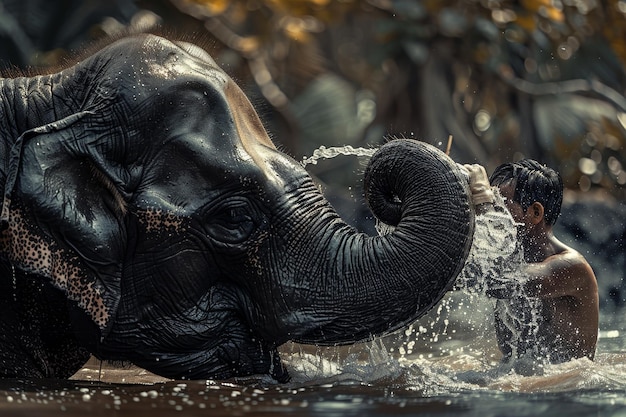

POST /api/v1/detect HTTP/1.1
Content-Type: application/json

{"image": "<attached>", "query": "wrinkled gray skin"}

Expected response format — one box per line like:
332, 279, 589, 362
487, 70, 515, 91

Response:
0, 34, 474, 381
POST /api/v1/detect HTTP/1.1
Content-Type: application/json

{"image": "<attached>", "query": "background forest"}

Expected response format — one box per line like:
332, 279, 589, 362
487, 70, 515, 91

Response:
1, 0, 626, 305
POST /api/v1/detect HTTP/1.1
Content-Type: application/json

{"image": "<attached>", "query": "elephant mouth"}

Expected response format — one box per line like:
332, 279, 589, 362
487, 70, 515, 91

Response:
99, 282, 286, 380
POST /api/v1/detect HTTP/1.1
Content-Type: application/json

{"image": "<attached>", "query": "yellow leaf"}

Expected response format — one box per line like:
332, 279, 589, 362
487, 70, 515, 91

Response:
186, 0, 231, 15
283, 18, 313, 43
521, 0, 543, 12
543, 6, 564, 22
515, 13, 536, 31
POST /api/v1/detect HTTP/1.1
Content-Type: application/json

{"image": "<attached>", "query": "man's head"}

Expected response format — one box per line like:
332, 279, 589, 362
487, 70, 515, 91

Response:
489, 159, 563, 229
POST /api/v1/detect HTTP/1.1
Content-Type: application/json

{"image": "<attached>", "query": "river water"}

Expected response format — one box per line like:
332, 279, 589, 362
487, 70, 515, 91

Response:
1, 146, 625, 416
1, 302, 625, 416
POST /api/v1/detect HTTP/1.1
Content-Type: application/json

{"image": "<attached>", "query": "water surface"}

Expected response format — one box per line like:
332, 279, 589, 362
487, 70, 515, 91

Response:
1, 298, 624, 417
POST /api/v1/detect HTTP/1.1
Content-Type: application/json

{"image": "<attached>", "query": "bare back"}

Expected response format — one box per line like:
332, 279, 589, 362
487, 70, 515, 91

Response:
495, 241, 599, 363
524, 245, 598, 361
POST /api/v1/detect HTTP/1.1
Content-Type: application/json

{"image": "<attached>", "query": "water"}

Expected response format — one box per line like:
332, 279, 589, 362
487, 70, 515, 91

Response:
300, 145, 377, 167
2, 146, 626, 416
2, 309, 625, 416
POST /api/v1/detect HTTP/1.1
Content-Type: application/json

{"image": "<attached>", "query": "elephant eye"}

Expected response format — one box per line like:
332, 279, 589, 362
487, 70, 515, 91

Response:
206, 200, 256, 244
225, 207, 250, 225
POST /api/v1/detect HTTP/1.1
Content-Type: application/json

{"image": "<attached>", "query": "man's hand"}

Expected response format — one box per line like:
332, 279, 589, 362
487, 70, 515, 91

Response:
463, 164, 495, 206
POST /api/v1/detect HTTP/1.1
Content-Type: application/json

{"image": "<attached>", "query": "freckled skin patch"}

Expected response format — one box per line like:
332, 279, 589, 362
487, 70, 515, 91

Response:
0, 208, 109, 328
135, 207, 186, 234
247, 230, 268, 271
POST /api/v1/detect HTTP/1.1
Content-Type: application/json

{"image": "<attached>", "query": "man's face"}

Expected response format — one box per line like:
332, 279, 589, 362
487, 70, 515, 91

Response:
498, 181, 530, 235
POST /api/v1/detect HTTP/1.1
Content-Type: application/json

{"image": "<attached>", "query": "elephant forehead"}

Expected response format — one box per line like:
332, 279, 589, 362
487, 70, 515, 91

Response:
141, 34, 277, 159
100, 35, 283, 186
138, 35, 228, 85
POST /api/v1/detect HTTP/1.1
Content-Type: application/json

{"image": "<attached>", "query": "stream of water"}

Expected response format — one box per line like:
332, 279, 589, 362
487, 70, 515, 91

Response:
1, 145, 625, 416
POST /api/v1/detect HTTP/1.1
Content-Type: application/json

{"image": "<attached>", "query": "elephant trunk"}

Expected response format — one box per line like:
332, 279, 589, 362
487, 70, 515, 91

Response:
290, 139, 474, 344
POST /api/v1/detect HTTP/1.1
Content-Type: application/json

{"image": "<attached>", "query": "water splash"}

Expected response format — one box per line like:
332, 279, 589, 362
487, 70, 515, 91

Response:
300, 145, 377, 167
297, 144, 550, 386
455, 191, 525, 294
281, 339, 403, 385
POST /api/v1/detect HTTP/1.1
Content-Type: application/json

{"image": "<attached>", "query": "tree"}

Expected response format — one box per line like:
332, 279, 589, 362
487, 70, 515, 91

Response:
172, 0, 626, 197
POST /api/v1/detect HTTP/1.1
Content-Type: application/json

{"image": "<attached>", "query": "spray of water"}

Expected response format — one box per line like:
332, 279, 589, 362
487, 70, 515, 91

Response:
291, 144, 545, 388
300, 145, 377, 167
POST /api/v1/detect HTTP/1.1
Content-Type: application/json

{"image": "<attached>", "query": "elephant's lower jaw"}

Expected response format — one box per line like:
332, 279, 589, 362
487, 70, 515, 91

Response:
132, 344, 289, 382
101, 328, 289, 381
99, 292, 290, 381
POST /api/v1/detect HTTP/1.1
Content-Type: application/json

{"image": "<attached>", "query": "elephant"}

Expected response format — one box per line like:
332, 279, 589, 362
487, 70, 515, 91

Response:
0, 33, 474, 381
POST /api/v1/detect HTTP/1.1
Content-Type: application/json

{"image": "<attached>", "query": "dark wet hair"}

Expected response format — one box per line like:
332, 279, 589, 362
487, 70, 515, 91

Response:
489, 159, 563, 226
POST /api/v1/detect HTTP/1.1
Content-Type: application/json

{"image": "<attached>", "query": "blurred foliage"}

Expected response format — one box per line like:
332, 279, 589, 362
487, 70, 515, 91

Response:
170, 0, 626, 199
1, 0, 626, 199
0, 0, 142, 67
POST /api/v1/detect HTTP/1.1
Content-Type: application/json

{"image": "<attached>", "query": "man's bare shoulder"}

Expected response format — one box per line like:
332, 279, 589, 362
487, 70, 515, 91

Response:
523, 241, 597, 299
545, 244, 597, 289
548, 243, 592, 270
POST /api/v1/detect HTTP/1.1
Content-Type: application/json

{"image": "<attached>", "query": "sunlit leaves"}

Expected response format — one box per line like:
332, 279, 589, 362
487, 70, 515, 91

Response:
604, 1, 626, 67
171, 0, 626, 197
521, 0, 564, 22
178, 0, 231, 16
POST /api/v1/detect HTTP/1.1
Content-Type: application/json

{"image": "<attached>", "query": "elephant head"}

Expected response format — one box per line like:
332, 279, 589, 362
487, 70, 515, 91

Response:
0, 34, 474, 380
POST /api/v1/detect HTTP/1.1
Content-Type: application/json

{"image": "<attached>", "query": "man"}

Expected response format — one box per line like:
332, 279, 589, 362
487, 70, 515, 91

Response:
464, 160, 598, 372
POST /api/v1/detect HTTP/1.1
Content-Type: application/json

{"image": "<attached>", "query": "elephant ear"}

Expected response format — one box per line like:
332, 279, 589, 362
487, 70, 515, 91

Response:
0, 111, 126, 343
